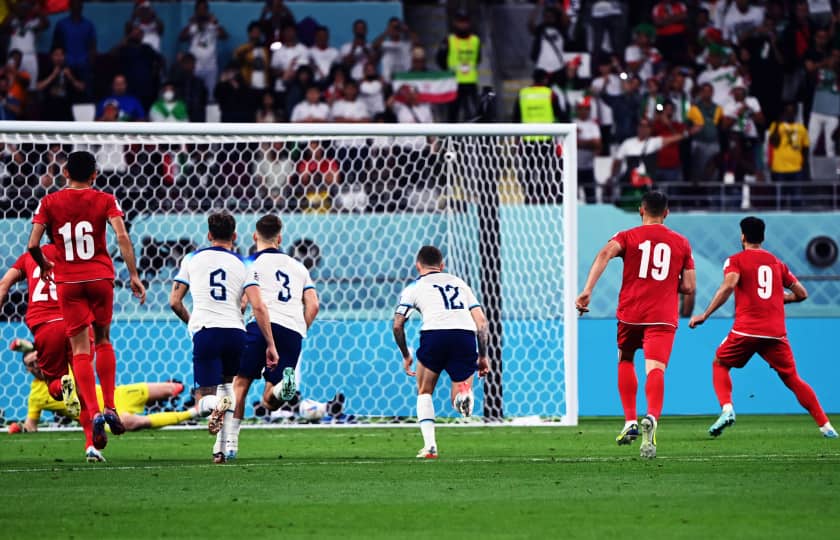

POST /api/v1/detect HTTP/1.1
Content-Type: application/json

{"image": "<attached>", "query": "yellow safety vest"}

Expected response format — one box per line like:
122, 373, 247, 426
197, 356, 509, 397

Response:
519, 86, 555, 142
447, 34, 480, 84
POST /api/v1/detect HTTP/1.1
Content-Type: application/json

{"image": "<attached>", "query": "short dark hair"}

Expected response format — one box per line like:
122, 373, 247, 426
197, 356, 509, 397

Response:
66, 151, 97, 182
256, 214, 282, 239
641, 191, 668, 217
208, 211, 236, 241
416, 245, 443, 267
740, 216, 765, 244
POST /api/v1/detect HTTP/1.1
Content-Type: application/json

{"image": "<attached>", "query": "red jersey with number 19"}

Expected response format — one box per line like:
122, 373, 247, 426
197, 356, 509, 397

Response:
32, 188, 123, 283
11, 245, 62, 329
724, 249, 796, 339
612, 224, 694, 327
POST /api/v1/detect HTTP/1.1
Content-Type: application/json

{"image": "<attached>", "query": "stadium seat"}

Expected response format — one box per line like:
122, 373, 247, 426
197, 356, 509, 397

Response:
205, 104, 221, 123
72, 104, 96, 122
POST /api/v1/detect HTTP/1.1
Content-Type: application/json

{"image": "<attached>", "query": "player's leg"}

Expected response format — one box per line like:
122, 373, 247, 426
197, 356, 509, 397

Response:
639, 325, 677, 459
761, 339, 837, 438
615, 322, 642, 445
219, 329, 246, 460
191, 329, 231, 463
262, 325, 303, 411
34, 322, 79, 415
450, 376, 475, 418
707, 333, 752, 436
416, 362, 441, 458
89, 280, 123, 435
446, 330, 480, 418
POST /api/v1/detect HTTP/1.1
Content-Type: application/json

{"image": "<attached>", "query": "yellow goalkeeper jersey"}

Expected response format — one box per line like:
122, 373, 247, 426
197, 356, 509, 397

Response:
27, 378, 150, 421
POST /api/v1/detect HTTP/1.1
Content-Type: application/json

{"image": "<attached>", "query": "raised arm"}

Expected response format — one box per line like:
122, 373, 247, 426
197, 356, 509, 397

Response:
303, 288, 319, 329
168, 282, 190, 324
109, 215, 146, 304
784, 281, 808, 304
689, 272, 740, 328
576, 239, 623, 314
470, 306, 490, 377
244, 286, 279, 368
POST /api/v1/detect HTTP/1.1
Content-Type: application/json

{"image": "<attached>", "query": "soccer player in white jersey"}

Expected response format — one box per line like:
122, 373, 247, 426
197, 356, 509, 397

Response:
169, 212, 278, 464
226, 214, 319, 459
393, 245, 490, 459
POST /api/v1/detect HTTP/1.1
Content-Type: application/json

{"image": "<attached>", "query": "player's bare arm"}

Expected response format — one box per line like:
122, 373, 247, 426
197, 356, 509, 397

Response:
679, 268, 697, 295
689, 272, 740, 328
470, 306, 490, 377
26, 223, 53, 279
303, 288, 320, 329
392, 313, 414, 376
784, 282, 808, 304
0, 267, 24, 304
169, 282, 191, 324
576, 239, 623, 314
244, 285, 280, 368
23, 417, 39, 432
109, 215, 146, 304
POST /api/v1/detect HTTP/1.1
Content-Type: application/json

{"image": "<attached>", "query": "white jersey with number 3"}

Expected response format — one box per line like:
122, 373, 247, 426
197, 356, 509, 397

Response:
244, 248, 315, 338
396, 272, 480, 332
174, 246, 256, 334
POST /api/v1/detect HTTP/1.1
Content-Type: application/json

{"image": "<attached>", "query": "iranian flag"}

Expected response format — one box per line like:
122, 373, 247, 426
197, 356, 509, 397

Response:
392, 71, 457, 104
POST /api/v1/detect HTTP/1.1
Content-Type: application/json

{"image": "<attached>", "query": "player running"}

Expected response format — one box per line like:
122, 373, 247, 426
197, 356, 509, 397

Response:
169, 211, 279, 463
228, 214, 319, 460
27, 150, 146, 452
576, 191, 695, 459
689, 217, 837, 439
392, 245, 490, 459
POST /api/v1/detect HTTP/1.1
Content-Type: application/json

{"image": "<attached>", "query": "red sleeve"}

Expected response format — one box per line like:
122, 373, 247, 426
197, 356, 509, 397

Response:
106, 194, 124, 219
32, 197, 49, 225
11, 253, 28, 273
611, 230, 627, 251
781, 263, 797, 288
723, 254, 739, 275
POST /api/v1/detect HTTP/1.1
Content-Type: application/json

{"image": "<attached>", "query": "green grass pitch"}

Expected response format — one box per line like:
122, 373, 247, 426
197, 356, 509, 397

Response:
1, 416, 838, 539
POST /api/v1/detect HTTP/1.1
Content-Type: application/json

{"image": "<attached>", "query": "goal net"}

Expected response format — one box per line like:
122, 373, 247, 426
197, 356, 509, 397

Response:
0, 122, 577, 426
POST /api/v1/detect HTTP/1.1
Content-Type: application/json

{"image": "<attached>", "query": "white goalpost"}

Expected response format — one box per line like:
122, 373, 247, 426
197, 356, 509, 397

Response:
0, 121, 577, 426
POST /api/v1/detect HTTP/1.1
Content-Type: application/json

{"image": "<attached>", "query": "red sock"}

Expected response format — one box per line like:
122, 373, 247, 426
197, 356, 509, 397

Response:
645, 368, 665, 420
77, 392, 94, 448
71, 353, 101, 416
617, 361, 637, 422
712, 362, 733, 407
782, 373, 829, 426
47, 379, 63, 401
95, 343, 117, 410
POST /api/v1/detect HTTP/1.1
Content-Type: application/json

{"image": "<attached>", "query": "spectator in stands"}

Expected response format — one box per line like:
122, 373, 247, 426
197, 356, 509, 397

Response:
409, 46, 428, 72
721, 78, 765, 182
653, 100, 691, 182
590, 57, 621, 150
290, 85, 329, 122
359, 61, 386, 117
179, 0, 228, 95
270, 24, 309, 100
575, 97, 602, 203
625, 24, 661, 82
261, 0, 296, 46
373, 17, 414, 82
809, 55, 839, 160
171, 53, 207, 123
112, 25, 163, 111
52, 0, 96, 98
126, 1, 164, 53
284, 64, 315, 119
721, 0, 765, 45
663, 68, 692, 124
330, 79, 370, 123
686, 82, 723, 182
740, 14, 786, 125
641, 76, 663, 121
437, 9, 481, 122
589, 0, 625, 65
37, 46, 85, 122
256, 92, 279, 123
149, 82, 188, 123
96, 98, 120, 122
697, 44, 738, 105
234, 22, 270, 94
1, 1, 48, 90
324, 65, 348, 104
309, 26, 339, 85
652, 1, 688, 65
214, 65, 257, 123
255, 141, 295, 207
0, 74, 21, 120
600, 72, 643, 146
768, 102, 809, 183
528, 1, 568, 84
97, 74, 146, 121
803, 28, 835, 121
295, 140, 339, 213
340, 19, 372, 81
5, 50, 31, 113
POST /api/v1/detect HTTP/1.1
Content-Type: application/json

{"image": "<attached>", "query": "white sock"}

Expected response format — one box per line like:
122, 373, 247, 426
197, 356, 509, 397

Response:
722, 403, 734, 414
227, 417, 241, 452
197, 395, 219, 417
213, 430, 224, 455
417, 394, 436, 450
820, 422, 835, 433
624, 419, 637, 429
271, 383, 283, 400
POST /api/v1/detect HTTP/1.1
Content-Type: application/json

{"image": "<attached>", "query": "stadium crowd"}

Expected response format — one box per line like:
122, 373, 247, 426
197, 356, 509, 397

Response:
0, 0, 838, 213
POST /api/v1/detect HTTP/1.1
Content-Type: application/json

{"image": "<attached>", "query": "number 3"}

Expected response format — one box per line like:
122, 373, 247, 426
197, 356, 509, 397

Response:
757, 265, 773, 299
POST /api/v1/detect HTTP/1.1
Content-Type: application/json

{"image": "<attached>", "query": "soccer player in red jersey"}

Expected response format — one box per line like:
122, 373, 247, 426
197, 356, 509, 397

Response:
0, 245, 104, 461
27, 150, 146, 451
576, 191, 696, 459
689, 217, 837, 439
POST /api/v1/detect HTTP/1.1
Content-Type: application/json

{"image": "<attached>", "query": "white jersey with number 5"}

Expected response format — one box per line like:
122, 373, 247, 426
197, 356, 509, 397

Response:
244, 248, 315, 338
396, 272, 480, 331
174, 246, 257, 334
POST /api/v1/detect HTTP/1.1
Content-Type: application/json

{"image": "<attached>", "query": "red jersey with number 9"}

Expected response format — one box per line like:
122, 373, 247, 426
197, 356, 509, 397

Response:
32, 188, 124, 283
11, 245, 63, 329
724, 249, 796, 339
612, 224, 694, 327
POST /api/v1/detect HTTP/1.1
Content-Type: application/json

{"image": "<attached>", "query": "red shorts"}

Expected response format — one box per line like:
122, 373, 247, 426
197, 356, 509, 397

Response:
32, 320, 72, 382
617, 322, 676, 364
715, 331, 795, 371
56, 280, 114, 337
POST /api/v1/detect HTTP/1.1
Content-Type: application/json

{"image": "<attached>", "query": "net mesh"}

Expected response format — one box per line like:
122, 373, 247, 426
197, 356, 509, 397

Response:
0, 127, 574, 425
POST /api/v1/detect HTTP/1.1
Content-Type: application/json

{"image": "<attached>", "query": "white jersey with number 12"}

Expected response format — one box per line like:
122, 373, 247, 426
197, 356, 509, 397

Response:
396, 272, 480, 332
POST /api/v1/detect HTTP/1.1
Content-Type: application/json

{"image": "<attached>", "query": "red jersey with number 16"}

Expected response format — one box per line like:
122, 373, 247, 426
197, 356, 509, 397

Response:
724, 249, 796, 339
11, 245, 63, 330
612, 224, 694, 327
32, 188, 124, 283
